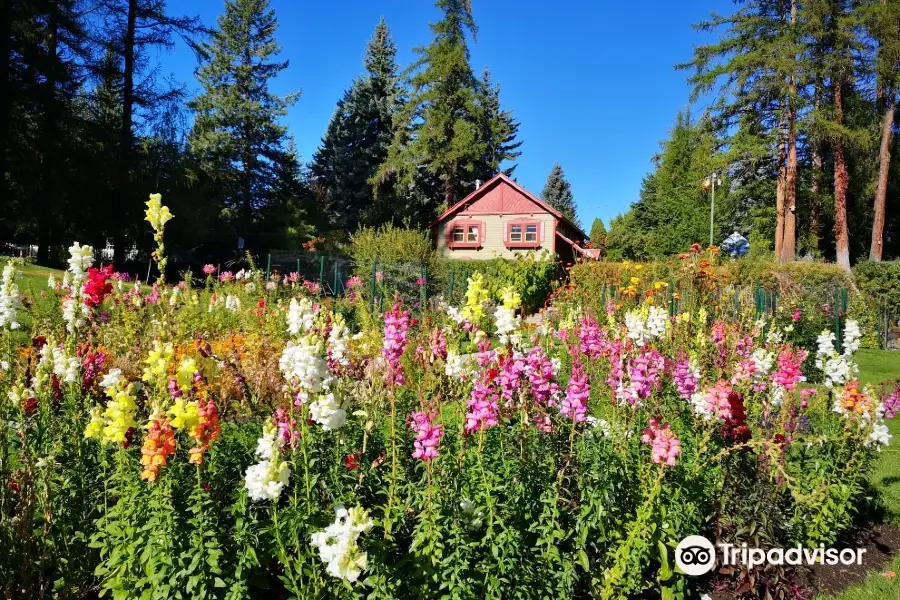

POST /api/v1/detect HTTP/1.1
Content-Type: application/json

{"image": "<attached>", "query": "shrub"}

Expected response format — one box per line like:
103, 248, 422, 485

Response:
855, 260, 900, 316
443, 251, 559, 313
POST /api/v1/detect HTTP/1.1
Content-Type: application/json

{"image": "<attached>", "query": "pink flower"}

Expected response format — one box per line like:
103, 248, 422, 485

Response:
415, 276, 426, 287
792, 310, 801, 322
673, 355, 699, 399
703, 380, 735, 421
382, 302, 410, 385
497, 353, 527, 405
346, 275, 362, 289
578, 315, 604, 358
526, 346, 560, 406
641, 419, 681, 467
772, 347, 806, 391
619, 347, 662, 405
429, 328, 447, 361
560, 360, 590, 422
219, 271, 234, 282
202, 264, 217, 276
304, 281, 320, 295
466, 378, 500, 433
375, 271, 384, 282
408, 411, 444, 461
883, 385, 900, 419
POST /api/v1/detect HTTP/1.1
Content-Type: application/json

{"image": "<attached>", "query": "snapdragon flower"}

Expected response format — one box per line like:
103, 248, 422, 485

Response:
0, 262, 22, 330
245, 423, 291, 502
624, 309, 649, 346
561, 360, 590, 422
843, 320, 861, 356
525, 346, 560, 405
327, 313, 350, 367
646, 305, 668, 338
409, 411, 444, 461
867, 421, 892, 448
460, 273, 489, 322
641, 419, 682, 466
309, 392, 347, 431
311, 505, 373, 582
382, 302, 410, 385
224, 295, 241, 312
279, 335, 330, 402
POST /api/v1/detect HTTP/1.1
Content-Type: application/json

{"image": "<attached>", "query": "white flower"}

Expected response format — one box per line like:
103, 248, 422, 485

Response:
47, 275, 56, 289
443, 302, 465, 324
327, 314, 350, 366
287, 297, 316, 336
311, 505, 372, 582
279, 336, 330, 399
625, 309, 649, 346
646, 305, 668, 338
690, 391, 714, 420
100, 368, 122, 390
244, 282, 256, 294
309, 392, 347, 431
66, 242, 94, 279
866, 422, 892, 449
494, 305, 521, 346
244, 459, 291, 502
224, 295, 241, 312
0, 262, 22, 330
815, 331, 836, 368
843, 320, 861, 356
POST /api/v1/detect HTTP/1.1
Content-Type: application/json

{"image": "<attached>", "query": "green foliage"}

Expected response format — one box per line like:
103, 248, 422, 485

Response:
349, 223, 441, 274
189, 0, 303, 246
588, 218, 607, 256
540, 163, 578, 227
854, 260, 900, 315
445, 251, 559, 313
309, 19, 404, 232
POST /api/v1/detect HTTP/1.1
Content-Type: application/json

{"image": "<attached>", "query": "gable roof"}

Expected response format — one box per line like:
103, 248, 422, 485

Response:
429, 173, 587, 241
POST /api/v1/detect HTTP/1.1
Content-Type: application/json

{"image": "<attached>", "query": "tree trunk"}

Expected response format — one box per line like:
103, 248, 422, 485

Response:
870, 97, 894, 262
114, 0, 137, 269
810, 77, 823, 255
37, 4, 59, 265
833, 82, 851, 271
780, 0, 798, 263
0, 0, 13, 241
775, 114, 786, 259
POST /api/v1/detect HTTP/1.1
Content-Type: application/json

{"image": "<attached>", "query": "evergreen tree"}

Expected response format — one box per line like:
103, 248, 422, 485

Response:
309, 18, 402, 231
190, 0, 301, 249
474, 68, 521, 181
374, 0, 483, 221
541, 163, 578, 225
606, 114, 732, 259
589, 217, 607, 256
680, 0, 803, 262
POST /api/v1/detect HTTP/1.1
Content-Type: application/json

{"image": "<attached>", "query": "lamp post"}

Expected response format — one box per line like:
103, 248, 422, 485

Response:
703, 172, 721, 246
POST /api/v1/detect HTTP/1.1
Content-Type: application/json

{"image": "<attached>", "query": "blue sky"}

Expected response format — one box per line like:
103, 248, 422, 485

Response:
158, 0, 731, 228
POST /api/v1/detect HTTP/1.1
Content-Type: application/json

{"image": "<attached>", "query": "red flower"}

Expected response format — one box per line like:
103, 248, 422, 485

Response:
344, 453, 360, 471
22, 395, 38, 415
83, 265, 113, 307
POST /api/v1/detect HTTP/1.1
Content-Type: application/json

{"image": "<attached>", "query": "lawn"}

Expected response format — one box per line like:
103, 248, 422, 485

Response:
824, 349, 900, 599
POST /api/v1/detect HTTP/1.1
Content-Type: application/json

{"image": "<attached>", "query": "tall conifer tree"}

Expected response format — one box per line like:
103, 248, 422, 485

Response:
190, 0, 299, 248
541, 163, 578, 225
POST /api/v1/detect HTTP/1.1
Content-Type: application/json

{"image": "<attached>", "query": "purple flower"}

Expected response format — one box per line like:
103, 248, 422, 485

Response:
673, 355, 699, 399
526, 346, 560, 406
497, 353, 527, 405
409, 411, 444, 461
883, 385, 900, 419
466, 378, 500, 433
578, 315, 604, 359
382, 302, 410, 385
560, 360, 590, 422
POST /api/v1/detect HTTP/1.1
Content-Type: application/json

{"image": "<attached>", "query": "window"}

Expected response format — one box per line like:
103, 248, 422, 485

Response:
506, 219, 541, 248
446, 221, 484, 249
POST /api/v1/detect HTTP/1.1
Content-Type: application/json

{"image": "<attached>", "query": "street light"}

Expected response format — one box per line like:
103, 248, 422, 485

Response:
703, 172, 722, 247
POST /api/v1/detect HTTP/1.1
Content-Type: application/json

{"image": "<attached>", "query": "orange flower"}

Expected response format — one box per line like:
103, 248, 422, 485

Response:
188, 400, 221, 465
838, 381, 873, 417
141, 414, 177, 482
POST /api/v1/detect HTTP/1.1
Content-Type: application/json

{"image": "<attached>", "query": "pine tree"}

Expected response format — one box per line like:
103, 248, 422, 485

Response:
190, 0, 300, 249
309, 18, 402, 231
541, 163, 578, 225
589, 218, 607, 256
474, 68, 521, 181
374, 0, 483, 221
680, 0, 803, 262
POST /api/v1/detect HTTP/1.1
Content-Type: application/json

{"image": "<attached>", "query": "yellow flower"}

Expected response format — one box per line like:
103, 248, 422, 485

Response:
145, 193, 173, 232
498, 286, 521, 311
84, 406, 104, 439
629, 277, 641, 285
461, 273, 489, 321
175, 356, 197, 391
168, 398, 200, 431
633, 264, 643, 271
653, 281, 667, 290
678, 312, 691, 323
142, 341, 174, 387
101, 383, 139, 444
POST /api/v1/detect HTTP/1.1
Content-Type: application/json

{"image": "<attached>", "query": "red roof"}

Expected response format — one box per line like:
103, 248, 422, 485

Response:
429, 173, 587, 241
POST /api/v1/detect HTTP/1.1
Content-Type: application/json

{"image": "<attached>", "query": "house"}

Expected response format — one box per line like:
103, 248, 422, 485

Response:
430, 173, 590, 263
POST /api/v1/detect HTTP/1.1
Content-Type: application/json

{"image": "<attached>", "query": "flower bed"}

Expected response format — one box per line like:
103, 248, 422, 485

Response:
0, 199, 896, 599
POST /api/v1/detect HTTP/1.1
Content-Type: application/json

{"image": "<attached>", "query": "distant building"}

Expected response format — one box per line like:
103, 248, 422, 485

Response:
430, 173, 589, 263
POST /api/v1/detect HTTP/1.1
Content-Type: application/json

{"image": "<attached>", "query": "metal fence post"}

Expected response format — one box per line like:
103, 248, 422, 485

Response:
296, 258, 300, 277
448, 270, 455, 299
420, 263, 427, 308
371, 261, 378, 311
834, 288, 842, 354
318, 255, 325, 296
266, 253, 271, 281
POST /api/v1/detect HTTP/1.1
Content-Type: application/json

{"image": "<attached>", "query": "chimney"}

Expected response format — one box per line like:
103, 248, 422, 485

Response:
475, 179, 482, 190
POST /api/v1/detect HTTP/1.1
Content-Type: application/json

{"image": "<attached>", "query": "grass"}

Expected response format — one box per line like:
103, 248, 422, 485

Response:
824, 349, 900, 599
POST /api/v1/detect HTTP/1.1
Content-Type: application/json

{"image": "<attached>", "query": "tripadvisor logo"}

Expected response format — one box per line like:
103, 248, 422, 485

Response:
675, 535, 868, 576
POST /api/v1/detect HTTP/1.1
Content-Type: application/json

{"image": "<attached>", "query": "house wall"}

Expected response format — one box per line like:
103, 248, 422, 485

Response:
435, 213, 557, 260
